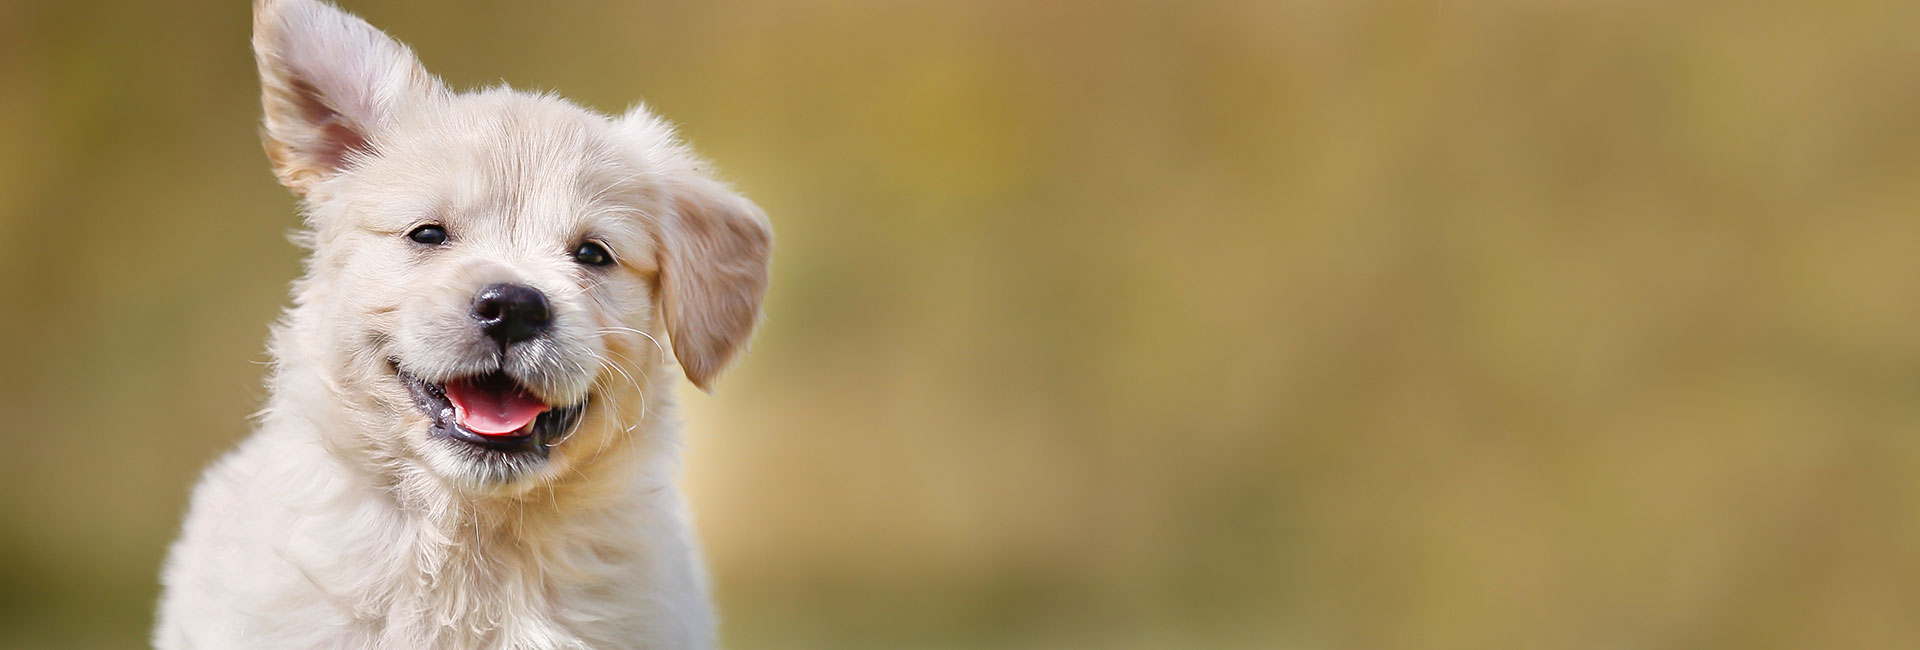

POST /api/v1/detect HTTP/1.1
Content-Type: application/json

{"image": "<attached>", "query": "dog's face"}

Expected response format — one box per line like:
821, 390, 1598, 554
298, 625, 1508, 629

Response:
253, 0, 769, 494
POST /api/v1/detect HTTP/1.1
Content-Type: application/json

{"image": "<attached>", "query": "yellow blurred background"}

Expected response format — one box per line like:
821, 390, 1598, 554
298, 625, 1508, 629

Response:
6, 0, 1920, 648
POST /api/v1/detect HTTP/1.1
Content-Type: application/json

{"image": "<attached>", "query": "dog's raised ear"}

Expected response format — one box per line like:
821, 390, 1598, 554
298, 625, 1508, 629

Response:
252, 0, 444, 196
619, 109, 773, 391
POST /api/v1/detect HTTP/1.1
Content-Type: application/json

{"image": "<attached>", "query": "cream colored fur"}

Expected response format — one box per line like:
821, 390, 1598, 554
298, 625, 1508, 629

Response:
154, 1, 771, 648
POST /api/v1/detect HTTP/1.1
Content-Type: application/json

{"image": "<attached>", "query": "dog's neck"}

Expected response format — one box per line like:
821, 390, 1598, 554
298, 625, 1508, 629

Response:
386, 433, 656, 542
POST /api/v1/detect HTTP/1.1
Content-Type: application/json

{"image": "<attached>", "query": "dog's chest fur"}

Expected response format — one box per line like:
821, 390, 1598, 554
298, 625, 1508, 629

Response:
158, 410, 712, 650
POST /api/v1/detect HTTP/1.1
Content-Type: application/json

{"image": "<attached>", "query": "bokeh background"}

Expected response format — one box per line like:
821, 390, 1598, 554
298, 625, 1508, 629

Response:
5, 0, 1920, 648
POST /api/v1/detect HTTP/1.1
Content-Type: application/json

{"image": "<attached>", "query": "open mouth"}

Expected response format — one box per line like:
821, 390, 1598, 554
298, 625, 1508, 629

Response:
393, 362, 587, 456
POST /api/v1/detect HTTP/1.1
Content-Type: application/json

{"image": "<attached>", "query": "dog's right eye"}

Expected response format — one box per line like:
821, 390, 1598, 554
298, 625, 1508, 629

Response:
407, 225, 449, 245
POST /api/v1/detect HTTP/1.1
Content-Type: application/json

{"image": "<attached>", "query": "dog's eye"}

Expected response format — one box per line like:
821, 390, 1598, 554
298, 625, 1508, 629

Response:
408, 225, 449, 245
573, 241, 614, 267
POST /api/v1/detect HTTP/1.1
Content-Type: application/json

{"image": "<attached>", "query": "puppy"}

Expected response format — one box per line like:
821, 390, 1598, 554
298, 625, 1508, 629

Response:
153, 1, 770, 648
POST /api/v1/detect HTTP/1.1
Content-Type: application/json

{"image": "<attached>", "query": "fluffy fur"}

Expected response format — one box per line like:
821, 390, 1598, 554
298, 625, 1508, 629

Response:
153, 1, 771, 648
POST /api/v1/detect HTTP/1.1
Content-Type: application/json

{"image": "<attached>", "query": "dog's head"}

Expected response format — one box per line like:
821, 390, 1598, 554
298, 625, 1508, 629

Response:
252, 0, 770, 493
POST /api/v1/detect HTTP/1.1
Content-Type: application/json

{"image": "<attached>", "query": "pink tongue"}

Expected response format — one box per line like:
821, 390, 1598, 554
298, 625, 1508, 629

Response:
444, 378, 550, 436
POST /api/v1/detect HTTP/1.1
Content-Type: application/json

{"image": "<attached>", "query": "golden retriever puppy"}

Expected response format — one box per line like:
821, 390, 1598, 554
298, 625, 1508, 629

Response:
154, 1, 771, 647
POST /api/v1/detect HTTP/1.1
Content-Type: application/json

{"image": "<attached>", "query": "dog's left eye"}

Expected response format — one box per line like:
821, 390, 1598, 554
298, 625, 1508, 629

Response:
573, 241, 614, 267
407, 225, 449, 245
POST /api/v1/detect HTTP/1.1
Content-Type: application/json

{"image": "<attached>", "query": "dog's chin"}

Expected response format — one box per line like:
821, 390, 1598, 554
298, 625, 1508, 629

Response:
390, 360, 590, 487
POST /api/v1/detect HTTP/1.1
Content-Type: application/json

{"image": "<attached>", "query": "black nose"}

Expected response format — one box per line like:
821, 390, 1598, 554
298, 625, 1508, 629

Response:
472, 283, 551, 345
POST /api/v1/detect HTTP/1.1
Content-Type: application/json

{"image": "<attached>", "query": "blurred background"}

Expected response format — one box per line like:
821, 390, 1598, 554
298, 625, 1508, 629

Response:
5, 0, 1920, 648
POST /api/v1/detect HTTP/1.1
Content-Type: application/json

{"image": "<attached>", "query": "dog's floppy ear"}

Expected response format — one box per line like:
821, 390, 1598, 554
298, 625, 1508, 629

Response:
619, 109, 773, 391
658, 174, 774, 390
252, 0, 444, 196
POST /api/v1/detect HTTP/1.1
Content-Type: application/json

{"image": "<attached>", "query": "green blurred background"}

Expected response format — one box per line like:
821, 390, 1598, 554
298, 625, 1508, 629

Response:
6, 0, 1920, 648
